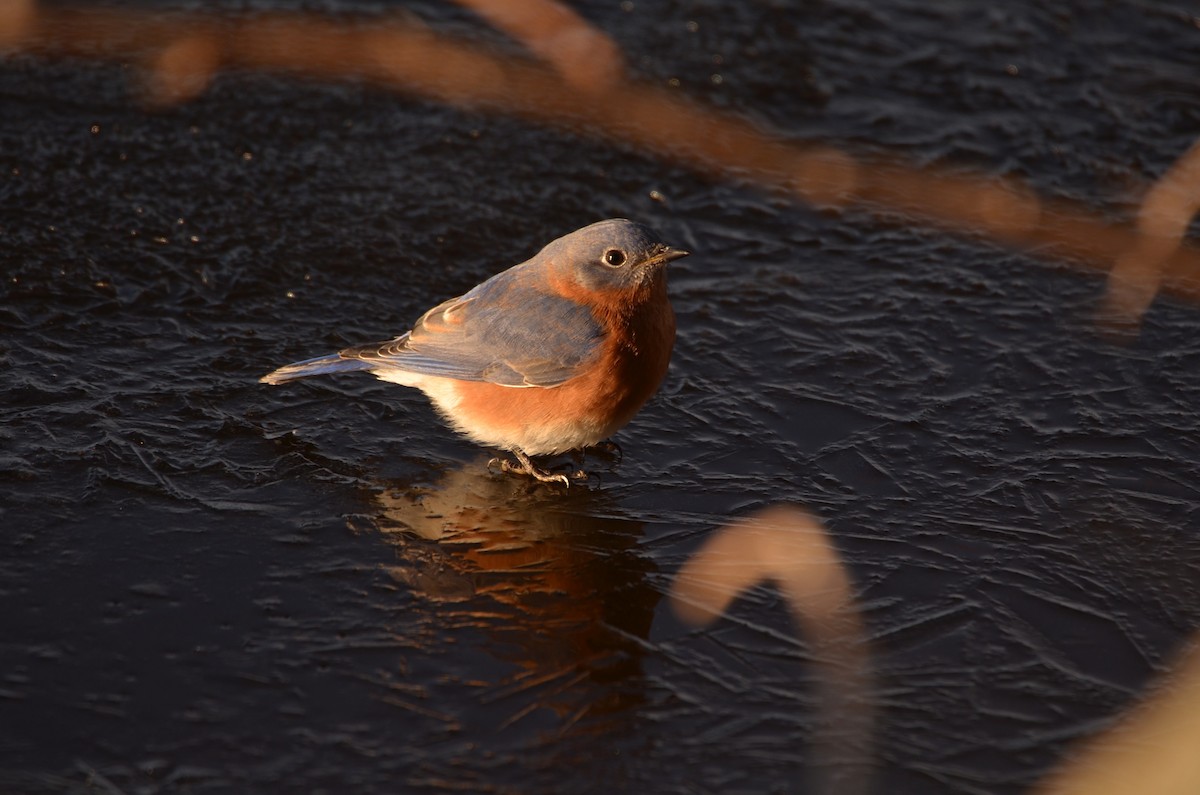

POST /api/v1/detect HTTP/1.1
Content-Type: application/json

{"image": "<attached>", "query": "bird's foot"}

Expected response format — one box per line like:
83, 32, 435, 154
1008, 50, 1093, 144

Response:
488, 450, 586, 487
498, 458, 571, 486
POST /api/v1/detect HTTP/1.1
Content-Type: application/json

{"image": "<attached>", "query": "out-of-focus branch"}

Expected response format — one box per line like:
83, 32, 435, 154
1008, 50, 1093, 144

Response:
3, 1, 1200, 315
671, 506, 874, 795
1033, 636, 1200, 795
1101, 140, 1200, 330
451, 0, 625, 91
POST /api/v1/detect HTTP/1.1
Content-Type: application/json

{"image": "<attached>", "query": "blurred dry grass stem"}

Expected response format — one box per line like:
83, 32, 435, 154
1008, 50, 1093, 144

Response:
670, 505, 874, 795
1033, 636, 1200, 795
3, 0, 1200, 327
1101, 140, 1200, 332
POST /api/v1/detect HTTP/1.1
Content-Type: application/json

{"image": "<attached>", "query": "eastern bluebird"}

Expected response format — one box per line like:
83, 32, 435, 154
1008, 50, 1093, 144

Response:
261, 219, 688, 484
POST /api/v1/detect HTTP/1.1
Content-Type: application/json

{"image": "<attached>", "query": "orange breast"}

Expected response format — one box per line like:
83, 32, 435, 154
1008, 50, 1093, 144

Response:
445, 285, 676, 455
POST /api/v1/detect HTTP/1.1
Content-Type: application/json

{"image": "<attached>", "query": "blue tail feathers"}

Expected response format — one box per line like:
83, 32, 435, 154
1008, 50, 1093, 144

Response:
260, 353, 373, 385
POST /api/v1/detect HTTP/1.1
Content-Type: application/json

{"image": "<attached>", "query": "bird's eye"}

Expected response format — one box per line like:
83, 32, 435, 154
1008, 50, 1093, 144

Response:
603, 249, 627, 267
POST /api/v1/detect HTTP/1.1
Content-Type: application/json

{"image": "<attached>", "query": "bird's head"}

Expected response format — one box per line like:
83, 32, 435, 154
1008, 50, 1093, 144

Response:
538, 218, 689, 297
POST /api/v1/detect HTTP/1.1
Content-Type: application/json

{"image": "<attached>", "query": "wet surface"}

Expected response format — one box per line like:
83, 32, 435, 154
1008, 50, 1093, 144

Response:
3, 1, 1200, 792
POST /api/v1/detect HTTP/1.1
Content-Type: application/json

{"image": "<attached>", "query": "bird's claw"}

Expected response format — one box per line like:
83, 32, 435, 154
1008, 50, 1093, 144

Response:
489, 451, 593, 487
592, 439, 623, 464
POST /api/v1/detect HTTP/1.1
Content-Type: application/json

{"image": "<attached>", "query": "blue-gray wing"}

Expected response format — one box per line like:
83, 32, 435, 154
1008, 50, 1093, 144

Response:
341, 266, 604, 388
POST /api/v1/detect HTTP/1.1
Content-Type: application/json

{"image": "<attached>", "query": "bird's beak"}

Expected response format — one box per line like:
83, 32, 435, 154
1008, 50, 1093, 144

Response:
649, 245, 690, 266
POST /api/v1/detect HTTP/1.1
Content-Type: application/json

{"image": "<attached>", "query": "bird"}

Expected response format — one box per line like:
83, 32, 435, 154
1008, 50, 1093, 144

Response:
261, 219, 689, 485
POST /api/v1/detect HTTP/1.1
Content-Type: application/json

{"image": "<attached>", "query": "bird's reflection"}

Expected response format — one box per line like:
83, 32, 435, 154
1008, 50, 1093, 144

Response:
367, 456, 659, 733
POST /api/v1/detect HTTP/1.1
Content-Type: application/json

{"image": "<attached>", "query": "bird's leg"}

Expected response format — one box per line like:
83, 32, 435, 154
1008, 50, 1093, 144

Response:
492, 449, 574, 486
